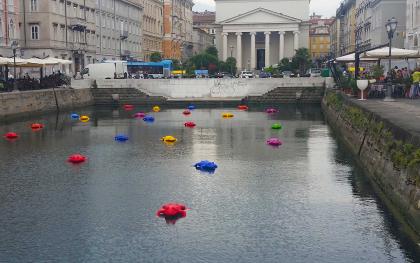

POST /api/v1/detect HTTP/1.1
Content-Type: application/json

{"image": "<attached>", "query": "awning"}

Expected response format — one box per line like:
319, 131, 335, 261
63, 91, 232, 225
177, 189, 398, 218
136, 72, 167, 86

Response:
363, 47, 420, 59
335, 53, 378, 62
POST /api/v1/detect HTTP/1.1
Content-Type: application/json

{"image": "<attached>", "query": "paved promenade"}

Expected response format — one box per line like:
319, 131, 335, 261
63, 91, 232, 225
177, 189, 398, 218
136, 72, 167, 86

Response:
349, 97, 420, 139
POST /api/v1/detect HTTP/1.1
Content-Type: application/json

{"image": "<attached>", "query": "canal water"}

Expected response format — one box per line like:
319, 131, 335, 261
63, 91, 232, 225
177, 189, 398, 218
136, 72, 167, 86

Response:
0, 105, 419, 262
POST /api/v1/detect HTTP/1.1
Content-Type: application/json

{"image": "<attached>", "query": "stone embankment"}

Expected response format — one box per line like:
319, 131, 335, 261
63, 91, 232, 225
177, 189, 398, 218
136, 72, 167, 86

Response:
0, 88, 93, 119
322, 90, 420, 237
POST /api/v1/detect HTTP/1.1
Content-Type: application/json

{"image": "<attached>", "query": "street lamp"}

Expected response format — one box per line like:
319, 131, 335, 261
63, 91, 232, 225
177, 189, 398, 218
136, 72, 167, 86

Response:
384, 17, 397, 102
11, 40, 18, 91
230, 45, 234, 58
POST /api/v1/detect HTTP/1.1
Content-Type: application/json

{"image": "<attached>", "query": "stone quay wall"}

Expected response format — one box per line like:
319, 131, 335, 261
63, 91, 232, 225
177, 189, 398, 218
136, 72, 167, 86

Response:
322, 91, 420, 237
0, 88, 94, 119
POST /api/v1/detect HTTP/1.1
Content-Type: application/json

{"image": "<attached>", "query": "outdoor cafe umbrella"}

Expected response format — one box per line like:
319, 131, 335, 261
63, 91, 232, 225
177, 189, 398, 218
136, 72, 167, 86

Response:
335, 53, 378, 62
363, 47, 420, 59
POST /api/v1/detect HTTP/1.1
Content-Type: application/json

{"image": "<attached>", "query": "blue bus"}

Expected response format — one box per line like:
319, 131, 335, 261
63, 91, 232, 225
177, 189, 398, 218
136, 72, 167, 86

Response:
127, 60, 173, 79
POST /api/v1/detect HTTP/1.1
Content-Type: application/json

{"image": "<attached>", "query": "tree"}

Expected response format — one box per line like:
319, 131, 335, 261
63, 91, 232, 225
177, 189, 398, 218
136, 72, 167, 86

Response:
278, 58, 292, 72
150, 52, 162, 62
221, 57, 237, 75
205, 46, 218, 57
171, 59, 182, 70
292, 48, 312, 75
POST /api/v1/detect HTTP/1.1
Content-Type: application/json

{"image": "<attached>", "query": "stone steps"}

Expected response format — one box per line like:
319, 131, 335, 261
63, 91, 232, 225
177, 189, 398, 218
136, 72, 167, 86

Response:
245, 86, 324, 103
91, 88, 167, 105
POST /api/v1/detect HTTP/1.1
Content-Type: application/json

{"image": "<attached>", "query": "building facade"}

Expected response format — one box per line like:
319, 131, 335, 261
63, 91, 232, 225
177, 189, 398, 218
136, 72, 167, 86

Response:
96, 0, 143, 62
140, 0, 163, 61
330, 17, 340, 57
0, 0, 20, 57
19, 0, 96, 74
355, 0, 406, 51
193, 11, 216, 36
162, 0, 194, 60
309, 13, 334, 60
337, 0, 356, 55
214, 0, 310, 71
405, 0, 420, 52
192, 27, 213, 54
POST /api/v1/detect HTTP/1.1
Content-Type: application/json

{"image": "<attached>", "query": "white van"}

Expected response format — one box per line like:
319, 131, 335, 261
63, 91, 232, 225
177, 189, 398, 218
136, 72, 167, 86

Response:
82, 61, 127, 79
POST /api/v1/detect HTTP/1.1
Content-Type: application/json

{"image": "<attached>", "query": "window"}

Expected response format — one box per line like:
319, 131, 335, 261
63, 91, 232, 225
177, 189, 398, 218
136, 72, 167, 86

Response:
0, 18, 2, 37
9, 19, 14, 38
53, 23, 58, 40
31, 25, 39, 39
8, 0, 13, 10
30, 0, 38, 11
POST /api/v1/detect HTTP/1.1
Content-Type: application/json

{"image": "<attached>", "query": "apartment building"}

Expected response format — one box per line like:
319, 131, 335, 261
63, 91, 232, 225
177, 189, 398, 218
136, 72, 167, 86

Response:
309, 13, 334, 60
140, 0, 163, 61
406, 0, 420, 52
0, 0, 20, 57
192, 26, 213, 55
355, 0, 406, 51
96, 0, 143, 61
162, 0, 193, 60
19, 0, 96, 74
330, 17, 340, 57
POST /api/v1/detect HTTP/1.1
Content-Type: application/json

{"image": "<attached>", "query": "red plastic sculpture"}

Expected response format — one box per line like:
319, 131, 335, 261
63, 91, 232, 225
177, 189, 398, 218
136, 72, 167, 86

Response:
184, 121, 196, 128
183, 110, 191, 115
156, 203, 188, 224
68, 154, 87, 164
4, 132, 18, 139
238, 105, 249, 110
31, 123, 44, 130
123, 104, 134, 110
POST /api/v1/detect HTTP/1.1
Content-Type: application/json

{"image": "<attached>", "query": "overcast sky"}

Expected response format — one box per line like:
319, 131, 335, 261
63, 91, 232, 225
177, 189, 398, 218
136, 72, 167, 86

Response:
192, 0, 341, 18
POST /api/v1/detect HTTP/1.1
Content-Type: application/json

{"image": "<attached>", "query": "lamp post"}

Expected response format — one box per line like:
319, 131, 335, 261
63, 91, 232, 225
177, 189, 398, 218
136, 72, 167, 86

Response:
11, 40, 18, 91
384, 17, 397, 102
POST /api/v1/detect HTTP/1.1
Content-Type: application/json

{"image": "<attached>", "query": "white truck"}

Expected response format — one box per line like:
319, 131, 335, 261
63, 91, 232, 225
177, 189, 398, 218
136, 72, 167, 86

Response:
82, 61, 128, 79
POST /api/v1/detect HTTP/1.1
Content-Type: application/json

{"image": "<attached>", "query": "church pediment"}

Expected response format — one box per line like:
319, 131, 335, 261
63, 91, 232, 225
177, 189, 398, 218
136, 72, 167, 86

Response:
219, 7, 302, 25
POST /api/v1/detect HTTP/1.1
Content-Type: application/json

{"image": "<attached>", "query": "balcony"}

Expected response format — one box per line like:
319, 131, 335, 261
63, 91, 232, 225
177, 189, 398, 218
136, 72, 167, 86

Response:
70, 42, 87, 51
120, 30, 128, 40
69, 17, 87, 31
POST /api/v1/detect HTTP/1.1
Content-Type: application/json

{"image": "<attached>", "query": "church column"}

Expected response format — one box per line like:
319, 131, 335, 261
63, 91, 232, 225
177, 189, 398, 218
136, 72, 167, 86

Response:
278, 31, 285, 61
250, 32, 256, 70
264, 31, 271, 68
293, 31, 300, 53
222, 32, 228, 61
236, 32, 242, 70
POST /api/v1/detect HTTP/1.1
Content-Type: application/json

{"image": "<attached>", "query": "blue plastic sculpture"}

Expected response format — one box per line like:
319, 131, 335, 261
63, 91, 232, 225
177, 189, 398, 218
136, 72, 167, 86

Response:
143, 116, 155, 122
194, 160, 218, 172
71, 113, 80, 119
114, 134, 129, 142
188, 105, 196, 110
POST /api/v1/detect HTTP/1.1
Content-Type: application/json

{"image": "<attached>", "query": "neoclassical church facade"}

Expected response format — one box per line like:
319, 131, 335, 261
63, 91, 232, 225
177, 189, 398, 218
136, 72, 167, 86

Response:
214, 0, 311, 71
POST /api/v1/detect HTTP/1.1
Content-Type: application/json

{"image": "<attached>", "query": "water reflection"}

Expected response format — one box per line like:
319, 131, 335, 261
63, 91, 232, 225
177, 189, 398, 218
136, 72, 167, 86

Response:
0, 105, 418, 262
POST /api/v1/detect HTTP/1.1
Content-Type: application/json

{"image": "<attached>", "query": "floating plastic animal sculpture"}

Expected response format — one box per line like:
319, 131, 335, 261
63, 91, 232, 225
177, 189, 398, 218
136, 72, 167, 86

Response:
153, 106, 161, 112
265, 108, 278, 114
71, 113, 80, 119
143, 115, 155, 122
161, 135, 177, 143
4, 132, 18, 139
133, 112, 146, 118
194, 160, 218, 172
183, 110, 191, 115
188, 105, 196, 110
266, 138, 283, 147
80, 115, 90, 122
114, 134, 129, 142
237, 105, 249, 110
184, 121, 196, 128
68, 154, 87, 164
271, 123, 282, 130
222, 113, 234, 118
123, 104, 134, 110
31, 123, 44, 130
156, 203, 188, 224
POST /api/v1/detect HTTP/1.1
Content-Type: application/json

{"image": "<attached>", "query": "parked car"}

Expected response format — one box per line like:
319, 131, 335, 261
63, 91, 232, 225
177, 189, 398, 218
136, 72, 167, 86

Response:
259, 72, 272, 78
239, 71, 254, 78
281, 71, 295, 78
308, 68, 322, 77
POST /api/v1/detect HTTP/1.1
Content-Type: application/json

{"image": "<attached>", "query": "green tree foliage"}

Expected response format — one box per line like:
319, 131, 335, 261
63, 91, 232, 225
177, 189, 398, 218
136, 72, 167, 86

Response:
149, 52, 162, 62
171, 59, 182, 70
292, 48, 312, 75
278, 58, 293, 72
205, 46, 218, 57
219, 57, 237, 75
